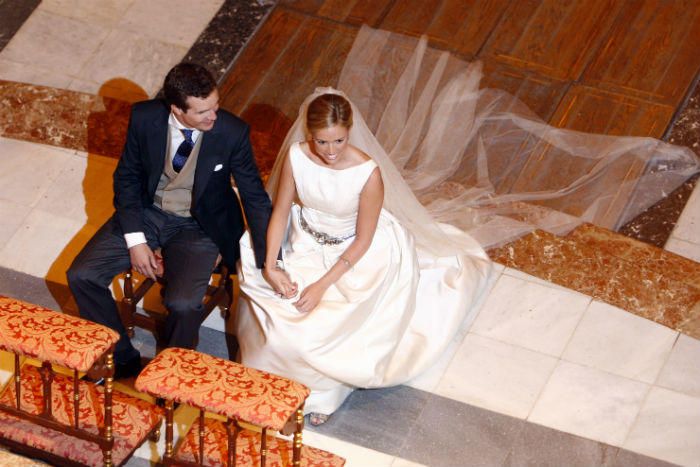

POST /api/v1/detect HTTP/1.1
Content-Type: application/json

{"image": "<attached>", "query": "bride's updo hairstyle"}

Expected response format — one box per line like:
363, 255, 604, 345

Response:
306, 93, 353, 132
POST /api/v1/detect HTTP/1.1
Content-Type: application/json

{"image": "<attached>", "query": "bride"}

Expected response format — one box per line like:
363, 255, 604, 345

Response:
235, 25, 699, 426
235, 90, 493, 425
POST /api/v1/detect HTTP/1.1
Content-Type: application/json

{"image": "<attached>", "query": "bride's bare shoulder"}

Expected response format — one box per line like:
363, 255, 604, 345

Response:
347, 144, 371, 163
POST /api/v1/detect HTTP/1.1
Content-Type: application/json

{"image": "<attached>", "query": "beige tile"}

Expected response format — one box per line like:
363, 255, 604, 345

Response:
118, 0, 224, 48
656, 334, 700, 398
79, 28, 188, 97
391, 458, 427, 467
664, 236, 700, 263
39, 0, 135, 28
66, 78, 102, 96
529, 361, 649, 446
34, 153, 117, 227
623, 386, 700, 467
0, 138, 74, 208
562, 301, 678, 383
302, 431, 395, 467
0, 199, 32, 247
0, 10, 108, 76
436, 333, 558, 419
470, 273, 591, 356
0, 208, 96, 281
0, 58, 73, 88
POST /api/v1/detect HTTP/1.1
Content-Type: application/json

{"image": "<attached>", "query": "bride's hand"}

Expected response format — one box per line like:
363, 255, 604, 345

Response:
293, 281, 327, 313
263, 267, 298, 298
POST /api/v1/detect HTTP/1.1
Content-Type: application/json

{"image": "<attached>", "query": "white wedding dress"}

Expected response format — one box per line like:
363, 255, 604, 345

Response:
236, 142, 492, 414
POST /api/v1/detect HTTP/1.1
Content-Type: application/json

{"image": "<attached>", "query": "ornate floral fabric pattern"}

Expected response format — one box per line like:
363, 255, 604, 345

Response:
0, 365, 163, 467
135, 348, 310, 431
176, 418, 345, 466
0, 296, 119, 372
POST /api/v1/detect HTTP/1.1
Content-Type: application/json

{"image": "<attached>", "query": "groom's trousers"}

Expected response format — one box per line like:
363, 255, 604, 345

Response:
67, 205, 220, 363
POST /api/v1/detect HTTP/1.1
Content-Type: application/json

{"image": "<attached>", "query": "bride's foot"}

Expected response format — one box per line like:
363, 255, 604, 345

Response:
308, 412, 330, 426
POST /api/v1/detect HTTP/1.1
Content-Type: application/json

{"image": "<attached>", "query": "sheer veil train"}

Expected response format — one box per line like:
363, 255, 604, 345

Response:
268, 25, 699, 256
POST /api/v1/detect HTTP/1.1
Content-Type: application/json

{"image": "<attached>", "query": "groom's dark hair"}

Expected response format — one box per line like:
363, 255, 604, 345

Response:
164, 63, 217, 111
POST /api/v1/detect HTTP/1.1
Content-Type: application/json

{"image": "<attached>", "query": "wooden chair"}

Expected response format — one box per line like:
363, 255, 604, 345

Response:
0, 295, 163, 467
119, 250, 233, 343
135, 348, 346, 466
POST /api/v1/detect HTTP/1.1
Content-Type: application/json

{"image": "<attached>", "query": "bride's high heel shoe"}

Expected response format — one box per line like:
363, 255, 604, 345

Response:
309, 412, 330, 426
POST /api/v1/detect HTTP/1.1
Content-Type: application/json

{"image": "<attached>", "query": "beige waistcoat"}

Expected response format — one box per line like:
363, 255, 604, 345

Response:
153, 134, 203, 217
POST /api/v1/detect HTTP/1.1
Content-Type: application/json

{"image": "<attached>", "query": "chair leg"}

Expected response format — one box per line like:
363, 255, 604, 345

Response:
121, 270, 137, 338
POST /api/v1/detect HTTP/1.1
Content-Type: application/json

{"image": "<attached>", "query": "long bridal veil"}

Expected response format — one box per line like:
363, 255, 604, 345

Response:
267, 25, 700, 255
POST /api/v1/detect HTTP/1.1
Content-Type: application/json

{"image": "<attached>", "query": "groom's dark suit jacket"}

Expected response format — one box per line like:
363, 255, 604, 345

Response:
113, 99, 271, 268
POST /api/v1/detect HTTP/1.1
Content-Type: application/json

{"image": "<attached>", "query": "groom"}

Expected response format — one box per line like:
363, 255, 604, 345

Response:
67, 63, 271, 379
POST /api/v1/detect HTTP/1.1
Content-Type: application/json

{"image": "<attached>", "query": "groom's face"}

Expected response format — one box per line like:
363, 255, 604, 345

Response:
172, 89, 219, 131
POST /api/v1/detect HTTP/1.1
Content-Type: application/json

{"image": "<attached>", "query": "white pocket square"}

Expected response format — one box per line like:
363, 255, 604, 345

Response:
214, 164, 223, 172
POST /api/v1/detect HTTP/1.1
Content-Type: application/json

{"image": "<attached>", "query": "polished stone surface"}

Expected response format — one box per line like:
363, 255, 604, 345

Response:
182, 0, 274, 82
620, 73, 700, 247
0, 0, 40, 52
488, 223, 700, 340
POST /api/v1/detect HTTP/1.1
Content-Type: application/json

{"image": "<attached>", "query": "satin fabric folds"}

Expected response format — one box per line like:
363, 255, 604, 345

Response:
236, 143, 491, 414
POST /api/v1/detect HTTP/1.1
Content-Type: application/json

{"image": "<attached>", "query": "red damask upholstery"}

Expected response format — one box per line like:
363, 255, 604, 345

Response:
0, 365, 163, 467
175, 418, 345, 467
0, 296, 119, 373
135, 348, 310, 431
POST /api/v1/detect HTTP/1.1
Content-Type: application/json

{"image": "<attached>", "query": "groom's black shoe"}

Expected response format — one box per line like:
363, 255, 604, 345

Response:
113, 354, 143, 380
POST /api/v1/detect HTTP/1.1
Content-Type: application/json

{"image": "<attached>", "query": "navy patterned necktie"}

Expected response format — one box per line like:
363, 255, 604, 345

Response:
172, 129, 194, 173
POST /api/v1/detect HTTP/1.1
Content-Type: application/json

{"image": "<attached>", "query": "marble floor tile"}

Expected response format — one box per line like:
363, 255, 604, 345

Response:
502, 421, 618, 467
528, 361, 649, 446
612, 449, 681, 467
656, 333, 700, 398
302, 431, 396, 467
34, 153, 116, 227
665, 236, 700, 263
0, 198, 31, 247
181, 0, 274, 81
0, 10, 107, 77
311, 386, 430, 456
562, 301, 678, 384
0, 58, 73, 88
79, 28, 188, 97
0, 0, 40, 52
623, 386, 700, 467
0, 207, 96, 281
0, 266, 70, 313
436, 333, 558, 419
0, 138, 75, 207
118, 0, 224, 49
390, 458, 428, 467
470, 273, 591, 357
401, 394, 525, 467
39, 0, 135, 29
671, 181, 700, 244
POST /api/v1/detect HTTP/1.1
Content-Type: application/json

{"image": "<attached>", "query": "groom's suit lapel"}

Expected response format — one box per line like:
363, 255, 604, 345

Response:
193, 116, 223, 204
147, 111, 168, 197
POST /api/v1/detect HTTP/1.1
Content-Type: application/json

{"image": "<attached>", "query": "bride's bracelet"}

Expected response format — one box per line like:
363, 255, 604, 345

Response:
338, 256, 352, 268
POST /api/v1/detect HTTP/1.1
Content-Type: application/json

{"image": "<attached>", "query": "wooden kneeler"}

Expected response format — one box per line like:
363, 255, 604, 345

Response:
0, 296, 163, 467
135, 348, 345, 466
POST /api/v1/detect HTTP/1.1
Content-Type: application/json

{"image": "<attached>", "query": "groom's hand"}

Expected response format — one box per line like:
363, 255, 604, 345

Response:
263, 267, 298, 298
129, 243, 158, 281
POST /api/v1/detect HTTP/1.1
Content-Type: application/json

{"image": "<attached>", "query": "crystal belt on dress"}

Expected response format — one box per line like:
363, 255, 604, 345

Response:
299, 209, 355, 245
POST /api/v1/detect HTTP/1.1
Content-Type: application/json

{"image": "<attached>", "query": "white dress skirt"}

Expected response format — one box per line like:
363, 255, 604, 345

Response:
236, 142, 492, 414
